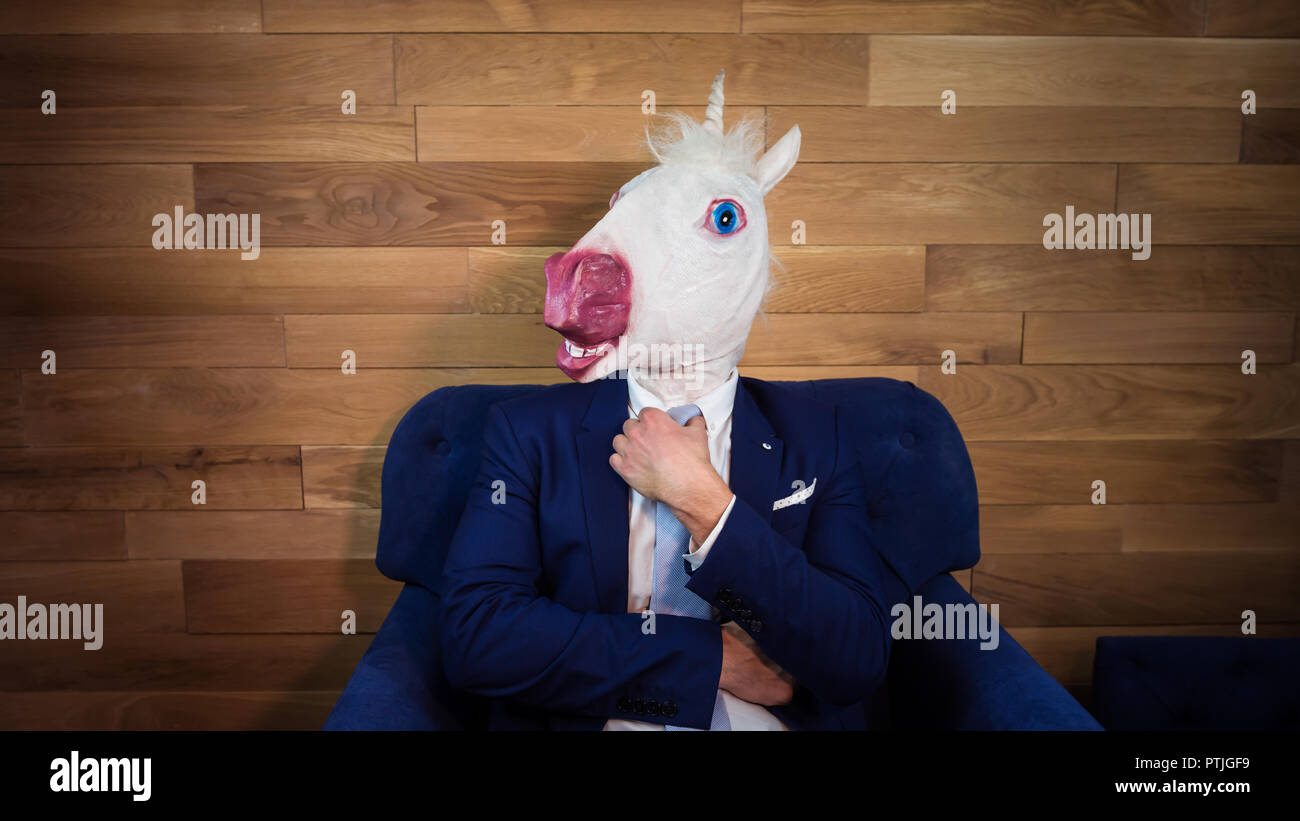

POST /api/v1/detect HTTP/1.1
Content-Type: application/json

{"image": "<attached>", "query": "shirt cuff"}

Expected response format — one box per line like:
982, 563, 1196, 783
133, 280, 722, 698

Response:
684, 493, 736, 571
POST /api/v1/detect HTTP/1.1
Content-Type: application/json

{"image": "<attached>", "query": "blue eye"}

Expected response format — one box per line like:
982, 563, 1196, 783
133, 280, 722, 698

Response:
708, 200, 745, 235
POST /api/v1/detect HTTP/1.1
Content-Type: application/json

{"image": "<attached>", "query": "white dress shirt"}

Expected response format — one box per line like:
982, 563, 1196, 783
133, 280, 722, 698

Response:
603, 368, 788, 731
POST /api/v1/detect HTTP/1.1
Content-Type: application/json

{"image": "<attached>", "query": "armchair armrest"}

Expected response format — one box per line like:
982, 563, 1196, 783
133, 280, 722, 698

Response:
887, 574, 1102, 730
324, 583, 483, 730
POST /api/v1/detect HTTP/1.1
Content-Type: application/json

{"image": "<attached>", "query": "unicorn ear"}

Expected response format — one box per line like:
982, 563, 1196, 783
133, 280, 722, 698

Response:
754, 125, 801, 195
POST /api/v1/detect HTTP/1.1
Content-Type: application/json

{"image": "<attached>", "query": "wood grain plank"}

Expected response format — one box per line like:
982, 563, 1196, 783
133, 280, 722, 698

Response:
767, 106, 1240, 162
419, 105, 653, 163
1285, 440, 1300, 503
202, 161, 1108, 247
469, 246, 925, 313
0, 248, 470, 316
0, 106, 415, 163
0, 35, 394, 106
0, 691, 339, 731
467, 246, 559, 313
1206, 0, 1300, 37
285, 312, 1018, 367
974, 551, 1300, 626
0, 512, 125, 561
1123, 503, 1300, 552
417, 105, 762, 162
128, 510, 379, 560
21, 368, 563, 446
1242, 109, 1300, 164
0, 447, 301, 511
742, 312, 1023, 364
0, 561, 184, 632
766, 247, 927, 312
0, 316, 286, 368
1117, 165, 1300, 244
0, 633, 368, 691
981, 505, 1124, 554
767, 164, 1115, 245
744, 0, 1206, 35
0, 0, 262, 33
396, 34, 869, 105
302, 447, 384, 509
194, 162, 643, 246
969, 440, 1282, 504
285, 314, 557, 367
746, 365, 921, 382
987, 502, 1300, 555
0, 371, 19, 446
183, 560, 401, 633
868, 36, 1300, 108
266, 0, 741, 32
1023, 312, 1295, 364
918, 365, 1300, 440
0, 165, 192, 248
926, 245, 1300, 311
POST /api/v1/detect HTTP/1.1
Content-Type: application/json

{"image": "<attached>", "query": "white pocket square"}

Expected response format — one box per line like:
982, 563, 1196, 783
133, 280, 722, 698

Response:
772, 478, 817, 510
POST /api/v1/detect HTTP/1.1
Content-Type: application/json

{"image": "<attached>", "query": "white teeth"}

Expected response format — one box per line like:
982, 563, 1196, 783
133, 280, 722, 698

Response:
565, 340, 605, 358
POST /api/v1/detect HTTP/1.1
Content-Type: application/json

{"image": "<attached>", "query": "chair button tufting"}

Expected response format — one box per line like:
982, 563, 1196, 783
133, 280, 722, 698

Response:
899, 432, 915, 448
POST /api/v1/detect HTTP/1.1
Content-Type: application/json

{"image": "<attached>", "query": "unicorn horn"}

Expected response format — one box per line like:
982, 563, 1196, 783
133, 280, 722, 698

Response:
703, 70, 725, 136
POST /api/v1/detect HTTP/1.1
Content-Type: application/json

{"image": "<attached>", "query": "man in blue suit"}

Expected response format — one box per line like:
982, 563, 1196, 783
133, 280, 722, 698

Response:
439, 72, 893, 730
440, 370, 893, 730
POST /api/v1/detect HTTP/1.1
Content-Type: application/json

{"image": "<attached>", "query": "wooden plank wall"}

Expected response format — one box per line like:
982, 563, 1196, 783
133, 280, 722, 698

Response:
0, 0, 1297, 729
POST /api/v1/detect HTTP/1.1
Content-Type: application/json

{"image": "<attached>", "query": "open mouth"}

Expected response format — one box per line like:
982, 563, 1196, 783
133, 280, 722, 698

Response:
556, 336, 617, 380
564, 339, 613, 359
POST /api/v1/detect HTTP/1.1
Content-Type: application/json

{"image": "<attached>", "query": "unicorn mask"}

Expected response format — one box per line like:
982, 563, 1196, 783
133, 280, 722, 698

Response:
543, 70, 802, 406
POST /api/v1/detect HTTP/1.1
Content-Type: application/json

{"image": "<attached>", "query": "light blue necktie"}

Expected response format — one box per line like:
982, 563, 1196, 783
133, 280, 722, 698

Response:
652, 403, 730, 731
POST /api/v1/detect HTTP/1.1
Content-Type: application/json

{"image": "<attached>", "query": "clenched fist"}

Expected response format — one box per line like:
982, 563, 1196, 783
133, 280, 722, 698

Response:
609, 407, 733, 545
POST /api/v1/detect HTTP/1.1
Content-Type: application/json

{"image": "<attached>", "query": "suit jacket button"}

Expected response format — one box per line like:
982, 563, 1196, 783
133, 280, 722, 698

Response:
718, 587, 733, 601
750, 620, 764, 633
617, 697, 632, 712
662, 701, 678, 718
645, 699, 661, 716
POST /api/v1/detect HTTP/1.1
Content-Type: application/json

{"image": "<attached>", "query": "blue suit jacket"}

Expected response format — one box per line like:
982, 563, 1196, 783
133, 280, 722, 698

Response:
438, 373, 894, 730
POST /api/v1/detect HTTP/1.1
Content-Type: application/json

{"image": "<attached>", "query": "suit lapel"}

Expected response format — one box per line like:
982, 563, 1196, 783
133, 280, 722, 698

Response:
576, 375, 784, 615
728, 379, 783, 527
577, 375, 631, 614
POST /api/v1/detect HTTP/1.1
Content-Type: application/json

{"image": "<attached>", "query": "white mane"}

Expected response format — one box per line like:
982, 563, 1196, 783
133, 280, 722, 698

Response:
646, 110, 766, 180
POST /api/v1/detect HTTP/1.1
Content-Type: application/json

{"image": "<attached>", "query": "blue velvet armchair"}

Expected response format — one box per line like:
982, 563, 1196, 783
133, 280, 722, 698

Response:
325, 377, 1102, 730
